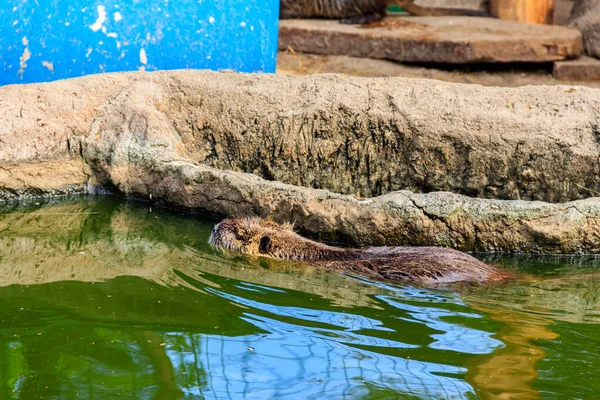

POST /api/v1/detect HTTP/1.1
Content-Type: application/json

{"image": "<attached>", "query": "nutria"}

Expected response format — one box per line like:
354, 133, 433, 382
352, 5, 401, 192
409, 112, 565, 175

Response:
280, 0, 488, 25
208, 218, 516, 285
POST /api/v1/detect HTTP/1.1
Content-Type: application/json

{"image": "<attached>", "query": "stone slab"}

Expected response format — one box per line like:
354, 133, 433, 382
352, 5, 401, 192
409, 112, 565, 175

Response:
553, 56, 600, 81
279, 16, 582, 63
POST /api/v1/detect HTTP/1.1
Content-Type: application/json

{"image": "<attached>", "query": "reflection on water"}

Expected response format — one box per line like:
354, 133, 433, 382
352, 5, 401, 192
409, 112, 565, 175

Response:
0, 196, 599, 399
464, 303, 558, 400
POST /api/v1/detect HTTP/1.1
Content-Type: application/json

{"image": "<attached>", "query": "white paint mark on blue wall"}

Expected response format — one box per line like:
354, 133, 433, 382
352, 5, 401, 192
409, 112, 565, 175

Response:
42, 61, 54, 72
140, 48, 148, 64
18, 37, 30, 77
139, 48, 148, 71
89, 5, 107, 32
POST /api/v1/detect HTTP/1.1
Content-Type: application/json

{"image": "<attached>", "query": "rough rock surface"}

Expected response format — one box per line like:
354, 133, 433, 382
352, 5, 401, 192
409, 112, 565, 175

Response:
3, 70, 600, 202
569, 0, 600, 59
2, 70, 600, 252
90, 149, 600, 253
279, 17, 582, 63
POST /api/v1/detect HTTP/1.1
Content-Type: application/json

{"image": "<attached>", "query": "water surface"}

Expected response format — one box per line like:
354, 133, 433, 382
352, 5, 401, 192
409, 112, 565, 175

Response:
0, 196, 599, 399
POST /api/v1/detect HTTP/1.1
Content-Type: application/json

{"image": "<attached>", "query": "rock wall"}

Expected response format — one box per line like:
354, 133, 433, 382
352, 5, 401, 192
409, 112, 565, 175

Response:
569, 0, 600, 59
2, 70, 600, 252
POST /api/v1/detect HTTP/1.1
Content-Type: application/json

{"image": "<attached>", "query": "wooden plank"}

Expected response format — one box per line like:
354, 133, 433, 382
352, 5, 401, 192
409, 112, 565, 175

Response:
490, 0, 555, 24
279, 16, 582, 64
553, 56, 600, 81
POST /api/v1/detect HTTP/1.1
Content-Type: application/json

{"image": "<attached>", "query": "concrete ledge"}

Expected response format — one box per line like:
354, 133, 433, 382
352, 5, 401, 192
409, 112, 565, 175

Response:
3, 70, 600, 201
107, 159, 600, 254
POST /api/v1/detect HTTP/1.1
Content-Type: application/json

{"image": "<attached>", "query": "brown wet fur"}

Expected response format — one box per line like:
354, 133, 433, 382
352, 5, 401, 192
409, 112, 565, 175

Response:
209, 218, 517, 285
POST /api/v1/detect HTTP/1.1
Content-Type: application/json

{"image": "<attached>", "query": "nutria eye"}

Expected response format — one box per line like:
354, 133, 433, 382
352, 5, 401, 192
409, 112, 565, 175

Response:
233, 228, 244, 241
259, 236, 272, 254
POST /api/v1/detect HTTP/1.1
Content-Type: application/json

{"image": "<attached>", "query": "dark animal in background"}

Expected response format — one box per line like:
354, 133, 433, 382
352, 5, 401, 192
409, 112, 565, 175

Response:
280, 0, 488, 24
209, 218, 516, 285
569, 0, 600, 59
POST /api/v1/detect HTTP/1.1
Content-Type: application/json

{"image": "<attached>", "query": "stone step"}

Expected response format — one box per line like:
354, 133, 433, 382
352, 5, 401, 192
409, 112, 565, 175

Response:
553, 56, 600, 81
279, 16, 582, 64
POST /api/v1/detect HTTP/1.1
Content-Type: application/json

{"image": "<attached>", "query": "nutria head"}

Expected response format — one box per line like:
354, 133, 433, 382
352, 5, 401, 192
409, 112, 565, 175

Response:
209, 217, 357, 261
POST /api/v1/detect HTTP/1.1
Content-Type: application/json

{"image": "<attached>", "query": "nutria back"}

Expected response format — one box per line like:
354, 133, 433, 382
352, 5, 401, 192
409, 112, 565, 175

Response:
327, 247, 515, 285
209, 218, 516, 285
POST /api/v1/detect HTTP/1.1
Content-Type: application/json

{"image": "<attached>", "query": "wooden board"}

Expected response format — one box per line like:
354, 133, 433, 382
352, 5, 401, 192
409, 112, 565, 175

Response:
279, 16, 582, 64
490, 0, 555, 25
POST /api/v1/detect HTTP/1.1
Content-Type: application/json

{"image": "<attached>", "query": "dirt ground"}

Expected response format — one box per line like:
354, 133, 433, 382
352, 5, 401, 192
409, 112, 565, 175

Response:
277, 52, 600, 88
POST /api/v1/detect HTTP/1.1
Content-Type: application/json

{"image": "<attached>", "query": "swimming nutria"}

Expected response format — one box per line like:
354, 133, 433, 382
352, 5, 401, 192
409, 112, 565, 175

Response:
280, 0, 488, 24
208, 218, 516, 285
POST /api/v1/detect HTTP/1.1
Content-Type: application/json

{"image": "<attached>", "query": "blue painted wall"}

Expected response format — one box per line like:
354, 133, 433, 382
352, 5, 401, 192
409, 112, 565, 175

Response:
0, 0, 280, 85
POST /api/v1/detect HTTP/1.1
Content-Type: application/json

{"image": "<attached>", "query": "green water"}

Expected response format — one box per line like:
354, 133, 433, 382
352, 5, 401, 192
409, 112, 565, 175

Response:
1, 197, 599, 399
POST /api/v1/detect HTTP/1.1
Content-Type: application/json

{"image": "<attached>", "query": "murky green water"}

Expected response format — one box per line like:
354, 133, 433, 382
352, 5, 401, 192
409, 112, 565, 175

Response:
1, 197, 599, 399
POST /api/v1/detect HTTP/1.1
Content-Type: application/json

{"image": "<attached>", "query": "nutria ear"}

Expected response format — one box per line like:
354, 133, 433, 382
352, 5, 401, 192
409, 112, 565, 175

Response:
259, 236, 272, 254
